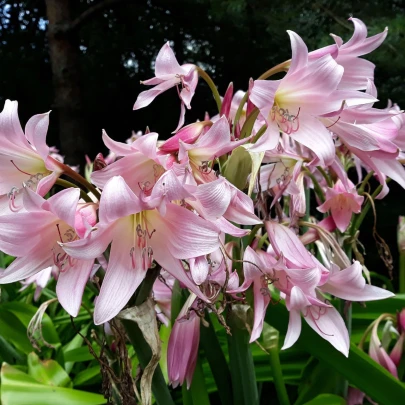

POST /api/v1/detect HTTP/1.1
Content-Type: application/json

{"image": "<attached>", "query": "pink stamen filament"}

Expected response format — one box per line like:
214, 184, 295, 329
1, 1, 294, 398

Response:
130, 215, 155, 270
303, 306, 334, 337
10, 160, 33, 176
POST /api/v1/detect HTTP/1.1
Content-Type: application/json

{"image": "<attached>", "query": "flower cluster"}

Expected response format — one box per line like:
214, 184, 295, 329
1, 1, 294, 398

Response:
0, 17, 403, 389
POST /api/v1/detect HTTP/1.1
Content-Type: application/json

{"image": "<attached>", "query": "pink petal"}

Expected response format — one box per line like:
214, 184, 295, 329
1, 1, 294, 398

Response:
42, 188, 80, 228
91, 152, 157, 195
56, 259, 94, 317
192, 177, 232, 220
102, 130, 134, 156
36, 171, 60, 196
24, 112, 50, 161
133, 77, 179, 110
224, 185, 261, 225
189, 256, 210, 285
211, 217, 250, 237
155, 42, 183, 77
0, 253, 53, 283
250, 278, 270, 342
98, 176, 143, 224
304, 304, 350, 356
321, 261, 394, 301
288, 116, 335, 166
61, 223, 115, 261
148, 204, 220, 259
250, 80, 280, 119
282, 309, 302, 350
286, 31, 309, 76
93, 221, 148, 324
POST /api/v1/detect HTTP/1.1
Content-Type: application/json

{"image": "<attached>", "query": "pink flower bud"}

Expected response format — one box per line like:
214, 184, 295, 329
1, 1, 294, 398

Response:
168, 309, 200, 389
159, 121, 212, 154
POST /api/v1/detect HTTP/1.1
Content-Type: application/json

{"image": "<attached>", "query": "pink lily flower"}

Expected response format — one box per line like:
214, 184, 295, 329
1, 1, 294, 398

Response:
309, 18, 387, 91
177, 116, 251, 183
133, 42, 199, 132
91, 131, 165, 195
168, 294, 200, 388
159, 121, 212, 154
61, 175, 220, 324
317, 179, 364, 232
0, 100, 63, 213
251, 31, 376, 165
0, 187, 96, 316
260, 221, 393, 355
369, 322, 398, 378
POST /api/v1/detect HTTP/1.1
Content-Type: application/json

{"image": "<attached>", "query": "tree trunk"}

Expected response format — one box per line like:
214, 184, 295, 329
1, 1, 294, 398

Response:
45, 0, 90, 167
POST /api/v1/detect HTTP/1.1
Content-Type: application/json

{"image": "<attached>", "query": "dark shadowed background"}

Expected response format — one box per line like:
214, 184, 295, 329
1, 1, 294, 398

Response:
0, 0, 404, 282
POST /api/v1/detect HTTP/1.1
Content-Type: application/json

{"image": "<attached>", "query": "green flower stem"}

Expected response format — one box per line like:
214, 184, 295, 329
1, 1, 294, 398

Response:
197, 67, 222, 112
317, 166, 333, 188
348, 182, 385, 240
268, 345, 290, 405
189, 357, 211, 405
200, 314, 233, 405
257, 60, 290, 80
357, 170, 375, 195
227, 309, 259, 405
60, 163, 101, 201
55, 178, 92, 202
304, 169, 325, 203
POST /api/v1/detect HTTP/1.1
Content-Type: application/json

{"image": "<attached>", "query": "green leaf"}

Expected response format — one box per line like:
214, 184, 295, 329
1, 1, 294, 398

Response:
295, 358, 341, 405
61, 324, 89, 373
0, 334, 25, 364
0, 310, 33, 353
1, 302, 60, 345
223, 146, 251, 190
303, 394, 346, 405
1, 363, 107, 405
63, 346, 99, 363
27, 352, 72, 387
73, 366, 102, 387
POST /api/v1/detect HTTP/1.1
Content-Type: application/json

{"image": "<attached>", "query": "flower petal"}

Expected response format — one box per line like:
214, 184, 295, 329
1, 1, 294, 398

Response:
56, 259, 94, 317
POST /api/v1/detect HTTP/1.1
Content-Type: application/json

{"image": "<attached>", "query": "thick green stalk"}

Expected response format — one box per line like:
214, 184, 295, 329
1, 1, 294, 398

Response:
304, 169, 325, 203
197, 67, 222, 112
257, 60, 290, 80
268, 345, 290, 405
200, 314, 233, 405
55, 178, 92, 202
262, 325, 290, 405
316, 166, 333, 188
61, 163, 101, 200
227, 308, 259, 405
